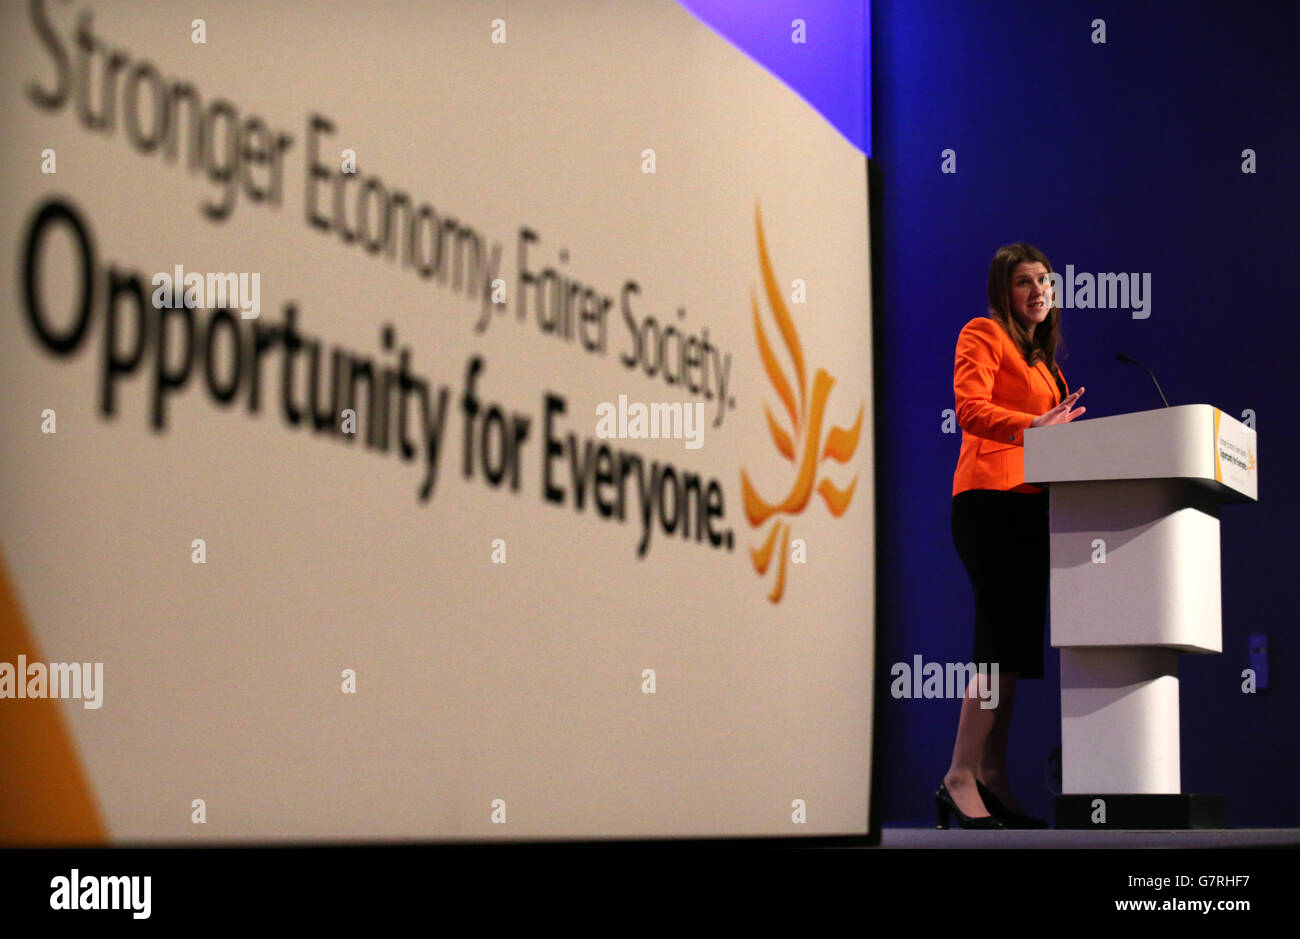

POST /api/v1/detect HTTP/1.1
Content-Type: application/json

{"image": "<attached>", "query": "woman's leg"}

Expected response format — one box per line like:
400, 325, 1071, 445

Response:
974, 492, 1046, 814
977, 673, 1023, 812
943, 671, 1011, 817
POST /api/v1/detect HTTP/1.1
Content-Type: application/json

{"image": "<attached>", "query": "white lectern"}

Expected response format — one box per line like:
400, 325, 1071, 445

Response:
1025, 404, 1258, 829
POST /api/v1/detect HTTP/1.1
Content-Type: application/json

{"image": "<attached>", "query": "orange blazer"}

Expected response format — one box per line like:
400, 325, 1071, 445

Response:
951, 316, 1067, 496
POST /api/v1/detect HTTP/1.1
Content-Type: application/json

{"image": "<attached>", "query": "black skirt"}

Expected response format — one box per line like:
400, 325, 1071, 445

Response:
951, 488, 1050, 679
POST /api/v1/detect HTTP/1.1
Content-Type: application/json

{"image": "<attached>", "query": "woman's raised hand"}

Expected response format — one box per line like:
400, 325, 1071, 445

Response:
1030, 386, 1086, 428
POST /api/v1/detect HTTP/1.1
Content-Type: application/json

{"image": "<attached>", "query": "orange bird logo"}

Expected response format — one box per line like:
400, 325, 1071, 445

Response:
740, 201, 864, 603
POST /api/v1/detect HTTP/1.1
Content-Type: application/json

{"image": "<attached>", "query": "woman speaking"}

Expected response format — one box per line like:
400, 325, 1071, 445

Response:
936, 243, 1086, 830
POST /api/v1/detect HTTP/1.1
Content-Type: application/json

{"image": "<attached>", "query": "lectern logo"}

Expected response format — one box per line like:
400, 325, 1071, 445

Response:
740, 201, 864, 603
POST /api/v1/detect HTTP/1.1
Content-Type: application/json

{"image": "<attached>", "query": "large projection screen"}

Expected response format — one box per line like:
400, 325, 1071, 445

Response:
1, 0, 875, 842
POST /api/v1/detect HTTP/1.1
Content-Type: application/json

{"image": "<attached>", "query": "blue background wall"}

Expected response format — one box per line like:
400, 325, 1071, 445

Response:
683, 0, 1299, 827
871, 0, 1298, 828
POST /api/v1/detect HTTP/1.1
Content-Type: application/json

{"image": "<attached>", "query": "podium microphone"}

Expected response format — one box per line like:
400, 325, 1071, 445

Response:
1116, 352, 1170, 408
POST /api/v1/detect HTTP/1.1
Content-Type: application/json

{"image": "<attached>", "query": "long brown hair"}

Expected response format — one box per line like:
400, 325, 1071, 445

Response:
986, 242, 1066, 377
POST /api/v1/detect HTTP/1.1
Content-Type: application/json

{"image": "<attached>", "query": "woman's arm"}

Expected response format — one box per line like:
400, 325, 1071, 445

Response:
953, 319, 1037, 445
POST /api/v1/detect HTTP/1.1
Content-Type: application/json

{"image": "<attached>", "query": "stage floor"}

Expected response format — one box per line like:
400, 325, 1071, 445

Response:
880, 827, 1300, 848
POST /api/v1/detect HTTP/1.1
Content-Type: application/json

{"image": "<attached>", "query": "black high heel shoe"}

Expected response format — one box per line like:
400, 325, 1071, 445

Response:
975, 780, 1049, 829
934, 781, 1006, 829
